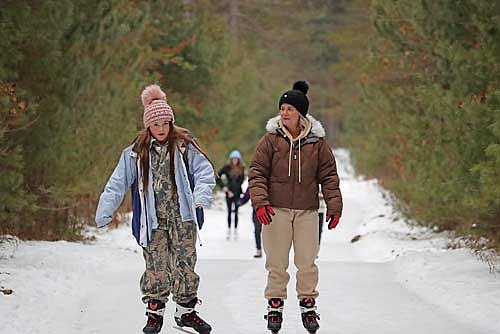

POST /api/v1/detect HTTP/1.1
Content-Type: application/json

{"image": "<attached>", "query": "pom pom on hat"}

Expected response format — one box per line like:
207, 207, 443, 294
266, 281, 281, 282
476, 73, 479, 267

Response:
141, 84, 167, 107
141, 84, 174, 129
292, 80, 309, 95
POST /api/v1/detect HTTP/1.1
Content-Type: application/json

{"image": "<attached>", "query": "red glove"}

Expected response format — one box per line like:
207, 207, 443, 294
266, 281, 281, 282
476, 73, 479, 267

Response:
327, 214, 340, 229
256, 205, 275, 225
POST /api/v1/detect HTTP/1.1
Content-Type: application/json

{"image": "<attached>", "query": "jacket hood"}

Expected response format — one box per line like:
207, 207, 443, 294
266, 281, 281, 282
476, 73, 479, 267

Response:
265, 114, 326, 138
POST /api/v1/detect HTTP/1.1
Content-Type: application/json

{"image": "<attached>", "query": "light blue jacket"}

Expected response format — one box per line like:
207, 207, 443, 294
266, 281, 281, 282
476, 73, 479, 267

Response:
95, 139, 216, 246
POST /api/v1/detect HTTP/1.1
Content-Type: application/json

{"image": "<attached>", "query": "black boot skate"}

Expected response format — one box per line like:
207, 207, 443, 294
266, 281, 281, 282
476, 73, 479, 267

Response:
300, 297, 320, 334
264, 298, 284, 334
143, 299, 165, 334
174, 297, 212, 334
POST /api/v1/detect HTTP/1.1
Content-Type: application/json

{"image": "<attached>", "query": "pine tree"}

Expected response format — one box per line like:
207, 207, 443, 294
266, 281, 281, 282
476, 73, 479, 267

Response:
341, 0, 500, 244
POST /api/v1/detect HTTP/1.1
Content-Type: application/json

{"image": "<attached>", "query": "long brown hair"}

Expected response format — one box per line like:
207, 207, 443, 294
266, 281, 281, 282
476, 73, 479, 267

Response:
229, 158, 245, 177
134, 123, 214, 192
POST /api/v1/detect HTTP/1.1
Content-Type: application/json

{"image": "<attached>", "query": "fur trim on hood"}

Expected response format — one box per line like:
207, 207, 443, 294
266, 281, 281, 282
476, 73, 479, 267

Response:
265, 114, 326, 138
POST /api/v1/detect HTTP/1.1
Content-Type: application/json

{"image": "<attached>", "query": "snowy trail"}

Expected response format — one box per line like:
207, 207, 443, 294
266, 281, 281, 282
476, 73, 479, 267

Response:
1, 149, 499, 334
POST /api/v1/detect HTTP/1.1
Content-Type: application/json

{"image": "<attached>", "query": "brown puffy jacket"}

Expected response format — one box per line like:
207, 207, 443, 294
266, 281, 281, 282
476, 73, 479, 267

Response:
249, 115, 343, 216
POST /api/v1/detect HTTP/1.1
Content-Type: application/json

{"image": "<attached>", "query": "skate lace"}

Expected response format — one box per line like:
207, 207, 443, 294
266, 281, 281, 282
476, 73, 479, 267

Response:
304, 311, 320, 324
268, 311, 282, 324
185, 311, 206, 326
146, 314, 160, 328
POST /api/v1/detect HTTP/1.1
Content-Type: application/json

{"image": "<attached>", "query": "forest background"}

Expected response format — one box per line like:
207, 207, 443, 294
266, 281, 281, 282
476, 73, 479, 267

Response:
1, 0, 499, 250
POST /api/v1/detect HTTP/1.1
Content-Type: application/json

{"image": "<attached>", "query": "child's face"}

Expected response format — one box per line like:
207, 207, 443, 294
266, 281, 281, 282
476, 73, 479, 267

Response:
149, 120, 170, 143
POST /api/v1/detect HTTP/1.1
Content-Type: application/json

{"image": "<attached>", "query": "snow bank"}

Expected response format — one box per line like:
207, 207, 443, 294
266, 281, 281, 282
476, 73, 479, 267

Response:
333, 148, 500, 333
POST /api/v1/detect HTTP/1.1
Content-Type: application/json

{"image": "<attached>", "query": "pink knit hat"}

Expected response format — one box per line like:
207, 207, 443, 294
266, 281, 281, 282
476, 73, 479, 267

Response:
141, 84, 174, 129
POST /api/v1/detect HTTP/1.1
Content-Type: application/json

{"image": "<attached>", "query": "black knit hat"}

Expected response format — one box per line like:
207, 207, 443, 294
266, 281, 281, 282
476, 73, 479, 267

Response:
278, 81, 309, 116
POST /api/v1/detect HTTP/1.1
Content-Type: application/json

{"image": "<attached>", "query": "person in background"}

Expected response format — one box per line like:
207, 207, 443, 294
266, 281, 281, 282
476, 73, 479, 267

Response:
95, 84, 215, 334
249, 81, 343, 334
218, 150, 245, 239
240, 188, 263, 258
252, 208, 263, 258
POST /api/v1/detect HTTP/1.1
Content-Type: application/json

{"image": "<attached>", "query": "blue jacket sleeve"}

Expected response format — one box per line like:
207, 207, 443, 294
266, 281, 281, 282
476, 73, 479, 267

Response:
188, 144, 216, 208
95, 148, 136, 227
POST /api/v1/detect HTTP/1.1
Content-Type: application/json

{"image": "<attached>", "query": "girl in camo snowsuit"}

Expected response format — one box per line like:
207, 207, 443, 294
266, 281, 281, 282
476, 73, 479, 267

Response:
95, 85, 215, 334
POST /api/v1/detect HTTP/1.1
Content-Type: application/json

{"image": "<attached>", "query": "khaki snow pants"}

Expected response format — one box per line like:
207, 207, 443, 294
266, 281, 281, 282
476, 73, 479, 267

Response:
262, 208, 319, 300
140, 218, 199, 304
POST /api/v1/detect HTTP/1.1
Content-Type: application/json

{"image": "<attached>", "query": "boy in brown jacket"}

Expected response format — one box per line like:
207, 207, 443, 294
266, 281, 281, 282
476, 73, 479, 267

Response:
249, 81, 343, 334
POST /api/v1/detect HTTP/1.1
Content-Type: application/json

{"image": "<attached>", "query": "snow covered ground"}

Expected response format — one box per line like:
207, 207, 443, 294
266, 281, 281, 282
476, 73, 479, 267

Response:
1, 149, 499, 334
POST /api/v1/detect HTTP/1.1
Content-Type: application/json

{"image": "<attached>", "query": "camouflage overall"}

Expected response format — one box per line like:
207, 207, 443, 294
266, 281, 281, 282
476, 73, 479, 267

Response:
140, 142, 199, 304
150, 142, 180, 222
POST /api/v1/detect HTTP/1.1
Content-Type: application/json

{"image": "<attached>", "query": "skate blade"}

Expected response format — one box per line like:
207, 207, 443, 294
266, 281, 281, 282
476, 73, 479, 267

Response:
173, 326, 210, 334
173, 326, 196, 334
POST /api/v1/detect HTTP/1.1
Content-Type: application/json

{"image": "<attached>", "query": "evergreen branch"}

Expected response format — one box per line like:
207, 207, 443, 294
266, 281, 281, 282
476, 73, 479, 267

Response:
33, 204, 78, 211
5, 115, 40, 133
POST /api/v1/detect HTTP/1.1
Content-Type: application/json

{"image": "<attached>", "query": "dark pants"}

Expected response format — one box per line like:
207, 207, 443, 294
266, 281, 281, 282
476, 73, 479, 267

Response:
318, 212, 324, 245
226, 195, 240, 228
252, 209, 262, 250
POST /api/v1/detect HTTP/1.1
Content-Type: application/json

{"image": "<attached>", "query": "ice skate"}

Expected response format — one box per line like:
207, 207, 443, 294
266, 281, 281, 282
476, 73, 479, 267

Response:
300, 297, 320, 334
174, 298, 212, 334
264, 298, 284, 334
143, 299, 165, 334
253, 249, 262, 258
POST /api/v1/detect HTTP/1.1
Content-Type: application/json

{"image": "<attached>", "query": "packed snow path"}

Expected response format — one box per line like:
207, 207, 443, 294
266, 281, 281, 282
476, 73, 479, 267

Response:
1, 149, 499, 334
